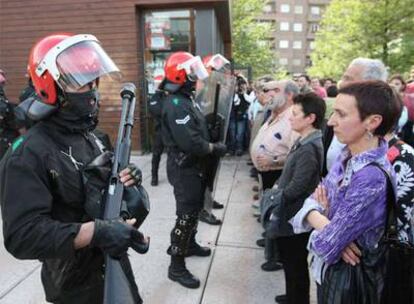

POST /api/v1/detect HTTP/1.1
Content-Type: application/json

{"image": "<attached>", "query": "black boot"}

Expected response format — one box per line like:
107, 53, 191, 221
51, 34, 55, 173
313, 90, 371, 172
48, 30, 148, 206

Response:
151, 173, 158, 186
199, 209, 222, 225
212, 200, 224, 209
168, 256, 200, 288
167, 244, 211, 257
187, 242, 211, 257
187, 227, 211, 257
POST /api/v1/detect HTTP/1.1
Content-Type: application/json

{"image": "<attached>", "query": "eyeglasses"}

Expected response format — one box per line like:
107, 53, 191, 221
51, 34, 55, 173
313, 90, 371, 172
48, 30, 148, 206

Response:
263, 88, 279, 93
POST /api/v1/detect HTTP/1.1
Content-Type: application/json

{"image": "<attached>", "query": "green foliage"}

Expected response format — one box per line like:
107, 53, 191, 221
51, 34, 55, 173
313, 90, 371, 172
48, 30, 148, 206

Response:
308, 0, 414, 79
232, 0, 278, 78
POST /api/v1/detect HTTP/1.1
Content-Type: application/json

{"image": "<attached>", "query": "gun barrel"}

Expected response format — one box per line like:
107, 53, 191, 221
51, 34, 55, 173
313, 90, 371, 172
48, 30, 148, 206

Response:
103, 83, 138, 304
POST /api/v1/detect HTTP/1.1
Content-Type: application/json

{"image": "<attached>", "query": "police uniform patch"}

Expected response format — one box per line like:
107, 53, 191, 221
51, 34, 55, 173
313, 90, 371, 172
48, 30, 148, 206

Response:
172, 98, 180, 106
12, 137, 24, 152
175, 115, 190, 125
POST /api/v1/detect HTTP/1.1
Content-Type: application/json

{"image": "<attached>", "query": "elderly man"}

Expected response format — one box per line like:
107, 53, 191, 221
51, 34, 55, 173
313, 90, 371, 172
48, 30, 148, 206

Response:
247, 77, 274, 185
250, 80, 299, 272
323, 57, 388, 175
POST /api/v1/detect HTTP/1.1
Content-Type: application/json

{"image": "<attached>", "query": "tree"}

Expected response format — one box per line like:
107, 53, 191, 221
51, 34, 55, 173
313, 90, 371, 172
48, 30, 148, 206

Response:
231, 0, 279, 78
308, 0, 414, 79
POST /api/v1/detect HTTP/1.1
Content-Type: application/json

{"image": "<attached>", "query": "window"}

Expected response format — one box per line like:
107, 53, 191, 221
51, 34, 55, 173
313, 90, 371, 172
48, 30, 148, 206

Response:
279, 58, 288, 65
144, 10, 194, 94
310, 6, 321, 15
263, 4, 272, 13
293, 59, 301, 66
294, 5, 303, 14
293, 41, 302, 49
310, 41, 316, 50
310, 23, 320, 33
279, 40, 289, 48
280, 22, 290, 31
293, 23, 303, 32
280, 4, 290, 13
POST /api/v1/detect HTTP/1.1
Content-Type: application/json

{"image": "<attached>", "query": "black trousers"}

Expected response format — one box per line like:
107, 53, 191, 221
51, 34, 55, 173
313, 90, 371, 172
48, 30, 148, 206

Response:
151, 126, 164, 177
259, 170, 282, 190
166, 153, 206, 215
259, 170, 282, 262
167, 152, 205, 257
277, 233, 310, 304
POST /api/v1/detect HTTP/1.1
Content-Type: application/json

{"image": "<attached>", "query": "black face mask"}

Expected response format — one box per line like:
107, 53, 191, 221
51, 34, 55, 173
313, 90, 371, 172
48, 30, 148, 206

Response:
52, 88, 100, 132
63, 89, 100, 119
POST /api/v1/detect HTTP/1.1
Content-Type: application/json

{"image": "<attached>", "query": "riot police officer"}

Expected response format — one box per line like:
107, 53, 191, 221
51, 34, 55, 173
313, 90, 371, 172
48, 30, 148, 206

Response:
0, 70, 21, 159
0, 33, 148, 304
161, 52, 227, 288
148, 79, 167, 186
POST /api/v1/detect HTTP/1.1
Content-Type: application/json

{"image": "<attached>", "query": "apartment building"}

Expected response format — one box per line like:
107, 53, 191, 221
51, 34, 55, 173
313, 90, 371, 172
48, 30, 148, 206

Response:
258, 0, 330, 75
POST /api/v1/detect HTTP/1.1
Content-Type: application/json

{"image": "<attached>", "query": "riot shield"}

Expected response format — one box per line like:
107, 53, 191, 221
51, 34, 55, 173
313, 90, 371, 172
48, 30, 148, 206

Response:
195, 70, 236, 143
195, 71, 236, 214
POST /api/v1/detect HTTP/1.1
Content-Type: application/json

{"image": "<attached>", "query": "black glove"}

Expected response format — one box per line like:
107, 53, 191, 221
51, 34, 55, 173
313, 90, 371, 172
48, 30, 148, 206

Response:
212, 142, 227, 157
208, 119, 222, 143
126, 164, 142, 186
91, 219, 149, 258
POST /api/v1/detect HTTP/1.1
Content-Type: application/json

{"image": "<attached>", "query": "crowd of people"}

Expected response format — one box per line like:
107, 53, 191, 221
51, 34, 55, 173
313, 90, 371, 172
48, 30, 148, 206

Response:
0, 30, 413, 304
246, 57, 414, 303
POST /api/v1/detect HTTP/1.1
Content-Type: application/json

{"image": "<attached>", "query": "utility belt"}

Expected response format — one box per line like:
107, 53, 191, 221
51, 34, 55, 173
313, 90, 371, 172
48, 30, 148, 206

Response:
167, 148, 199, 169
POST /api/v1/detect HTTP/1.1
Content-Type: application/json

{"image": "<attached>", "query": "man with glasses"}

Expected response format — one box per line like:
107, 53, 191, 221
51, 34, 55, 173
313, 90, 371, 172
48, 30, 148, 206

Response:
250, 80, 299, 273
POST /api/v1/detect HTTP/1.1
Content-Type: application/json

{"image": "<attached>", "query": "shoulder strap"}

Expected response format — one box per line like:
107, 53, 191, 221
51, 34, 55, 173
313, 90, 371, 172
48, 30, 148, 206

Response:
369, 162, 399, 241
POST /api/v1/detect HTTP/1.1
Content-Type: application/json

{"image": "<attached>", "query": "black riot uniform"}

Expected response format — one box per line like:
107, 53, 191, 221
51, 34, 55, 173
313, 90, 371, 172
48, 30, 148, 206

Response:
162, 83, 226, 288
162, 89, 211, 215
0, 87, 20, 159
0, 33, 147, 304
0, 112, 142, 304
148, 89, 167, 186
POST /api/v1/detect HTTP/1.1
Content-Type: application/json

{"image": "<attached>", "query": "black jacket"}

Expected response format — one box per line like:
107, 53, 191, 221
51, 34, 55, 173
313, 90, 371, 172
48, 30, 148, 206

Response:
276, 130, 324, 236
0, 119, 107, 302
0, 88, 20, 158
161, 90, 210, 157
148, 90, 167, 131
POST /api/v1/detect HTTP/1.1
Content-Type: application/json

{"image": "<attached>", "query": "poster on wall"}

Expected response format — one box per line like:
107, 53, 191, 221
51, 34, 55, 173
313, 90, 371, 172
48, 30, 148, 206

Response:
145, 18, 171, 51
150, 35, 170, 50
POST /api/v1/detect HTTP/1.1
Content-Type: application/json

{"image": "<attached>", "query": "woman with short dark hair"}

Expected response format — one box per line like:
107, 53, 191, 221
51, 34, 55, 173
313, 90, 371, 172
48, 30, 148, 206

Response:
291, 81, 400, 303
270, 92, 326, 304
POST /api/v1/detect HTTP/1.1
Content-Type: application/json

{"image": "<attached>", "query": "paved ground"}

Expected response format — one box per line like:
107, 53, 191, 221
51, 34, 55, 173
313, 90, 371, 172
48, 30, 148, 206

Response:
0, 154, 317, 304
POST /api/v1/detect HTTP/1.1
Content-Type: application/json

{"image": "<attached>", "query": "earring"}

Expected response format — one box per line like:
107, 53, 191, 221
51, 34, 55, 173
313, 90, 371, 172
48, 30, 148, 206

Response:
366, 130, 374, 140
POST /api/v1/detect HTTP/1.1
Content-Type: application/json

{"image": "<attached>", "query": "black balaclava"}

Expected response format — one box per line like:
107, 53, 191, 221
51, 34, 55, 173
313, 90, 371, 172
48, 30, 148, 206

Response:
51, 88, 100, 133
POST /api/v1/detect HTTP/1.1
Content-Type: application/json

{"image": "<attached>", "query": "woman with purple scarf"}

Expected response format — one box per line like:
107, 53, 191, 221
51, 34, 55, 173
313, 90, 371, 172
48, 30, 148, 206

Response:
291, 81, 401, 303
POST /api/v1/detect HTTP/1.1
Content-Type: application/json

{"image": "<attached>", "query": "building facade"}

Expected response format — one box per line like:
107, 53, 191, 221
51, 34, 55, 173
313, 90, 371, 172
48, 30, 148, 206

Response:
0, 0, 231, 150
258, 0, 330, 75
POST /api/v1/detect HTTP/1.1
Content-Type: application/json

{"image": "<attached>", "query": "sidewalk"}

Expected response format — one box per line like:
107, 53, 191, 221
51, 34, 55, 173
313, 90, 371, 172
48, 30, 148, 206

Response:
0, 154, 316, 304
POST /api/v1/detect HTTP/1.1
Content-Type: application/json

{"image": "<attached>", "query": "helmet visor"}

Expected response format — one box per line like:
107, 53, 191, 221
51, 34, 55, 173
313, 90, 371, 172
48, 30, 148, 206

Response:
56, 40, 121, 91
207, 54, 230, 71
178, 56, 209, 82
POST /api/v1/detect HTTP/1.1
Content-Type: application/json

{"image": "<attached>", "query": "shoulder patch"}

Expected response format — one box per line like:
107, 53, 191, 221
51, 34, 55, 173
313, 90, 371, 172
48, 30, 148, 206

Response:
175, 115, 190, 125
12, 137, 24, 152
171, 98, 180, 106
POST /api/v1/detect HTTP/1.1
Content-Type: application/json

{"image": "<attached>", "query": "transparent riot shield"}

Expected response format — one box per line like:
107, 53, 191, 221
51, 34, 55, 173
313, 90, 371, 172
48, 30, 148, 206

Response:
195, 71, 236, 143
195, 71, 236, 215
